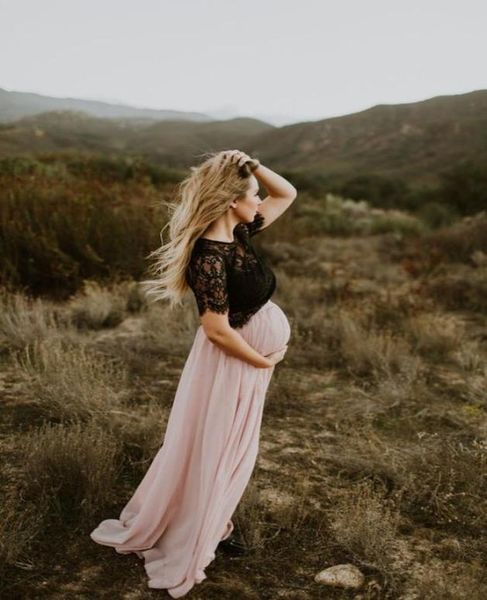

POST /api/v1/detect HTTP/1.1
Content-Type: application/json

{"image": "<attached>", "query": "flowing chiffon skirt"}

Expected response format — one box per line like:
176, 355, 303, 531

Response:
89, 299, 291, 598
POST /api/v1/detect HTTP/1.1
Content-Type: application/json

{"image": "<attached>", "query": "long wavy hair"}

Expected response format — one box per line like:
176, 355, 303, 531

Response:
139, 150, 260, 308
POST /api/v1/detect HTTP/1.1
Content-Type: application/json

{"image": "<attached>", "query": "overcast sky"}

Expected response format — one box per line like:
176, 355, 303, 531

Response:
1, 0, 486, 125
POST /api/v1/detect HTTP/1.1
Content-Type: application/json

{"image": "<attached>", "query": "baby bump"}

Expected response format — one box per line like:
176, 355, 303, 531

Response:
240, 300, 291, 356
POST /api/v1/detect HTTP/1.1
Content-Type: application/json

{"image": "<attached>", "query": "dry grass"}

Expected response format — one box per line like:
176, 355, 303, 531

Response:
422, 264, 487, 313
139, 298, 199, 355
408, 560, 487, 600
0, 484, 46, 569
19, 420, 124, 524
12, 337, 130, 424
0, 291, 76, 354
1, 217, 486, 599
336, 311, 419, 378
403, 311, 465, 361
398, 435, 487, 534
327, 481, 402, 579
0, 420, 123, 580
66, 279, 130, 329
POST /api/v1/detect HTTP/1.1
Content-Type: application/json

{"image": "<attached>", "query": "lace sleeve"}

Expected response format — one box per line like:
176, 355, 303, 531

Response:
246, 212, 266, 237
188, 250, 229, 316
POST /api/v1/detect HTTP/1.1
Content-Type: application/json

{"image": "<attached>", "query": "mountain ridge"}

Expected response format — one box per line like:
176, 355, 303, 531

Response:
1, 88, 486, 187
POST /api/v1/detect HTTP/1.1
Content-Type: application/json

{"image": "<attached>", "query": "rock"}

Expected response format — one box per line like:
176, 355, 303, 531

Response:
315, 563, 365, 589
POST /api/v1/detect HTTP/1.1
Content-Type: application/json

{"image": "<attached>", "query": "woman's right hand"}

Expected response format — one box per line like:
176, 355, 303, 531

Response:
263, 344, 288, 367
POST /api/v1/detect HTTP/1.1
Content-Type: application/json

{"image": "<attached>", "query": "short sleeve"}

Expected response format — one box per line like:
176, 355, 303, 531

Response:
187, 250, 229, 316
246, 212, 266, 237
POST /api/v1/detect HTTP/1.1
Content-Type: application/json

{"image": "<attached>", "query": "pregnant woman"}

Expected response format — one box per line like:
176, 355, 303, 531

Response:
90, 149, 297, 597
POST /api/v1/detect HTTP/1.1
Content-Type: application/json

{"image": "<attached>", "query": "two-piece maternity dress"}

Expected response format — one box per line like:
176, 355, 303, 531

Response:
90, 212, 292, 597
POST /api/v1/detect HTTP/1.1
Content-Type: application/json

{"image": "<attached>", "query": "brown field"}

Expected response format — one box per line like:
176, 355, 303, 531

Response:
1, 211, 486, 599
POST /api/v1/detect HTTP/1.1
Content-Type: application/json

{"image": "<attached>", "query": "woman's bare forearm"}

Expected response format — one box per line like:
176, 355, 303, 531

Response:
207, 328, 272, 368
253, 162, 297, 198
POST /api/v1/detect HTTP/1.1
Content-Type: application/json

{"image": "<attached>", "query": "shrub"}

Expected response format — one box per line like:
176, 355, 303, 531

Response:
421, 264, 487, 313
0, 155, 168, 298
0, 290, 75, 355
13, 337, 130, 424
399, 435, 487, 534
413, 212, 487, 264
17, 420, 123, 525
295, 194, 424, 237
66, 280, 126, 329
327, 480, 402, 581
418, 201, 457, 229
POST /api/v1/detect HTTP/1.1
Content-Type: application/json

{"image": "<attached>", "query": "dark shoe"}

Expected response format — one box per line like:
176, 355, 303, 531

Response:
217, 532, 249, 556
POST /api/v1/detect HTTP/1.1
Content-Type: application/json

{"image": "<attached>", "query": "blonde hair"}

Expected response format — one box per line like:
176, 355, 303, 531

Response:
139, 150, 260, 308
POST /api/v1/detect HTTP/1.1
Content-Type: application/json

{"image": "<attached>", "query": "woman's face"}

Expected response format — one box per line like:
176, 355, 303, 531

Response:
234, 176, 262, 223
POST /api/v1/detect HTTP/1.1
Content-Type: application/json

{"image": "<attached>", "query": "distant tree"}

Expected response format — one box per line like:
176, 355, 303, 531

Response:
437, 161, 487, 216
337, 174, 410, 210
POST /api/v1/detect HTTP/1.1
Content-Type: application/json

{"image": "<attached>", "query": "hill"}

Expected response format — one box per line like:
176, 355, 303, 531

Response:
1, 88, 486, 187
0, 110, 275, 164
0, 86, 211, 123
247, 89, 487, 186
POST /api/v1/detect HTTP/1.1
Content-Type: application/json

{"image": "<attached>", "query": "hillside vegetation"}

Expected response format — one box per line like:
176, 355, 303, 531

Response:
1, 89, 487, 190
1, 153, 485, 302
0, 149, 486, 596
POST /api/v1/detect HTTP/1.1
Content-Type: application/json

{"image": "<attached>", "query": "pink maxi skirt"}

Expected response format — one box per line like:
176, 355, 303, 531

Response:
89, 299, 291, 598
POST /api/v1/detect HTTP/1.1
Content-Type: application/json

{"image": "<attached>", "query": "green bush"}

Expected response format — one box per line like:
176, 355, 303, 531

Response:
295, 193, 424, 237
438, 160, 487, 216
0, 155, 171, 299
418, 201, 457, 229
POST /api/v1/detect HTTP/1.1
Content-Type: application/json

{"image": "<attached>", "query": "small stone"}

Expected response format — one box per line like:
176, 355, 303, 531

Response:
315, 563, 365, 589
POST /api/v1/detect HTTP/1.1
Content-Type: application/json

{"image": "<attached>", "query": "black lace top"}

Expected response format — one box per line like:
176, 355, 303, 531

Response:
186, 212, 277, 329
